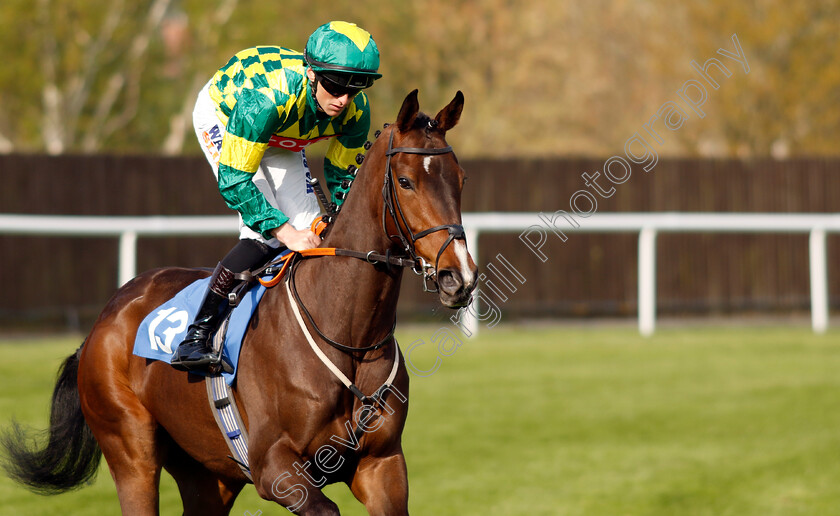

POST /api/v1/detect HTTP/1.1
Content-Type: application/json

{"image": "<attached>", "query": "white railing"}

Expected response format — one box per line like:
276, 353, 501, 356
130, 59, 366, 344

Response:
1, 212, 837, 335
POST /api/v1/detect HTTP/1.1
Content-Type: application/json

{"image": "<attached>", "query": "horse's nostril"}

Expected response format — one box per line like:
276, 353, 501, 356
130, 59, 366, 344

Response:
437, 269, 462, 294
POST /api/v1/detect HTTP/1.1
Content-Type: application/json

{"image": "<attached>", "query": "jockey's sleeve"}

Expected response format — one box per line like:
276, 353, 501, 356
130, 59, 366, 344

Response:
217, 88, 289, 239
324, 92, 371, 207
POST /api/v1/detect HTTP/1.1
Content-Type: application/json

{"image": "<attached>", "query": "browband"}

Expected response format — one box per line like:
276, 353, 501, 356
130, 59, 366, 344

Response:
386, 145, 453, 156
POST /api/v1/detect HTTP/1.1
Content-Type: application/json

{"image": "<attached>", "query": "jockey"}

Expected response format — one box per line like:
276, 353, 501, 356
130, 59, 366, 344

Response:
171, 21, 381, 371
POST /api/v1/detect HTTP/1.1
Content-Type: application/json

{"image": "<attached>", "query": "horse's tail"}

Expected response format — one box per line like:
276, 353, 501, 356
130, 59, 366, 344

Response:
1, 342, 102, 494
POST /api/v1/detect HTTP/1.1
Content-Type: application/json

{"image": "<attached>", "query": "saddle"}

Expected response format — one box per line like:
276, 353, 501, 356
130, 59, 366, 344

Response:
132, 216, 331, 380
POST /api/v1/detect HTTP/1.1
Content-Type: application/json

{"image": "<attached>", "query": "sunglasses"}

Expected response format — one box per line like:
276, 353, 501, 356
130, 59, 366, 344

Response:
316, 72, 375, 98
317, 77, 358, 98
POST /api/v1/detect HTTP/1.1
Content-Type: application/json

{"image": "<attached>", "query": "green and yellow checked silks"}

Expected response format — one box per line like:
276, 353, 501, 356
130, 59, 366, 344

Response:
207, 46, 370, 239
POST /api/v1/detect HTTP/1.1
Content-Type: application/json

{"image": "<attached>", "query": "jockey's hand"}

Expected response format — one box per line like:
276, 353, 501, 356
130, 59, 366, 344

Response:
271, 223, 322, 251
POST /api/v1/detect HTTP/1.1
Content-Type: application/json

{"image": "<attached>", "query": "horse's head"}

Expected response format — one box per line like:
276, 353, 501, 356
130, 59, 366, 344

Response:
377, 89, 477, 308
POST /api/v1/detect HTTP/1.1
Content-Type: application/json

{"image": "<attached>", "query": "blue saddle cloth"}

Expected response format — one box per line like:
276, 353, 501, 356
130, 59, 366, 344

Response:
132, 276, 269, 385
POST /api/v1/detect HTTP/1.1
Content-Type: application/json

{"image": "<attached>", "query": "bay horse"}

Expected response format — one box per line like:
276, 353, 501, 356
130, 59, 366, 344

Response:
2, 90, 476, 515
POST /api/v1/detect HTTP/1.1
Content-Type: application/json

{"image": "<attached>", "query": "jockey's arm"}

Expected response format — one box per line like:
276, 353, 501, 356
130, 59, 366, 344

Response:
216, 89, 289, 240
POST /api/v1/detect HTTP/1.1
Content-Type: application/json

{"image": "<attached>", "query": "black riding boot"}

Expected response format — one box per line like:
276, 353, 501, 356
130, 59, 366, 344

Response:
170, 263, 236, 371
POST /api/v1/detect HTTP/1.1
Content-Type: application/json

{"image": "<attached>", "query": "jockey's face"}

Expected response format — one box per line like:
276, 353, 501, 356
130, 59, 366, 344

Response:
307, 68, 355, 117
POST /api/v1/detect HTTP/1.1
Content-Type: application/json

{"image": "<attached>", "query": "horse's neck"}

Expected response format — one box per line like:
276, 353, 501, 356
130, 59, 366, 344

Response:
295, 178, 403, 345
269, 131, 405, 345
309, 252, 403, 341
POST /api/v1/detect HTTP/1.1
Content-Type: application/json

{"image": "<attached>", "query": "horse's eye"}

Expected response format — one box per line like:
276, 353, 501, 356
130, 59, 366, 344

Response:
398, 177, 413, 190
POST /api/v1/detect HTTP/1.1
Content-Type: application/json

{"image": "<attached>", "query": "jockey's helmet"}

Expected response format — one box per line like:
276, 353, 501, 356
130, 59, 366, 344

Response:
305, 21, 381, 91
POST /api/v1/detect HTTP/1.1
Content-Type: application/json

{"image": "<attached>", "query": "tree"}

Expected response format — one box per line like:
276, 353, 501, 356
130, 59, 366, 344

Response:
0, 0, 837, 158
0, 0, 239, 154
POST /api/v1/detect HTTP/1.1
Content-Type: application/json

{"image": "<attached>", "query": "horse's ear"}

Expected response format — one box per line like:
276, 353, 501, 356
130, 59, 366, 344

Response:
396, 89, 420, 132
434, 91, 464, 133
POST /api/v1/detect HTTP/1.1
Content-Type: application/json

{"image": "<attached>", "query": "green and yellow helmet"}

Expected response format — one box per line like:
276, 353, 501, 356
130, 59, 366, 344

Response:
305, 21, 381, 90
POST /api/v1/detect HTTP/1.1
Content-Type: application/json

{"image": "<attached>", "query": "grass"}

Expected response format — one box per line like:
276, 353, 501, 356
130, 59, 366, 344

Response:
1, 325, 840, 515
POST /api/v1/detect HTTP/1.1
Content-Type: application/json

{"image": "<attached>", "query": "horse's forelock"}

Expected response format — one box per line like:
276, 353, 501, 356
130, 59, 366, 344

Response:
403, 112, 444, 141
413, 112, 432, 130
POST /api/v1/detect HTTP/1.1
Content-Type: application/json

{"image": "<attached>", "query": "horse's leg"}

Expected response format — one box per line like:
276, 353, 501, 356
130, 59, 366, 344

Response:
252, 443, 341, 516
79, 336, 165, 515
349, 453, 410, 516
82, 389, 164, 515
165, 446, 244, 516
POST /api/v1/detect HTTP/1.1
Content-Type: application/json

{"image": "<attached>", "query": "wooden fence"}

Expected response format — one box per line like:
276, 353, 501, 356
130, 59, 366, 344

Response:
1, 154, 839, 330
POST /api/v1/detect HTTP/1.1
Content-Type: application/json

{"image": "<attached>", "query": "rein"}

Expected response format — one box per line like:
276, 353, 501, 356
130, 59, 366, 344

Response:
288, 253, 396, 353
251, 247, 417, 289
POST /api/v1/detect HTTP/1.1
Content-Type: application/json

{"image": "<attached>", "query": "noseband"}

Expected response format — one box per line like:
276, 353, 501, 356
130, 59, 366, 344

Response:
381, 127, 465, 292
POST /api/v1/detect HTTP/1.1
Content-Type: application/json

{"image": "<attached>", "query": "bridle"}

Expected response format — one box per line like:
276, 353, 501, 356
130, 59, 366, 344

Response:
273, 123, 466, 356
381, 125, 466, 292
274, 121, 468, 426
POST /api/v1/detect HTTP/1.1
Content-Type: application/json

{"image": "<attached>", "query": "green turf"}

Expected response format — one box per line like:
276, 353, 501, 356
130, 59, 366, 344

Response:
1, 326, 839, 515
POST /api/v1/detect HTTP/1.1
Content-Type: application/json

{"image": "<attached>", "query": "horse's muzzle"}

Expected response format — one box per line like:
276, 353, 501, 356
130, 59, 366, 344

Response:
437, 268, 477, 308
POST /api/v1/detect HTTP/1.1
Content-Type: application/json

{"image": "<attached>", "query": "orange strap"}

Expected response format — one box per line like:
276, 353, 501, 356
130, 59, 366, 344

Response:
298, 248, 336, 257
256, 247, 338, 287
311, 216, 330, 237
259, 218, 334, 288
257, 255, 293, 287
